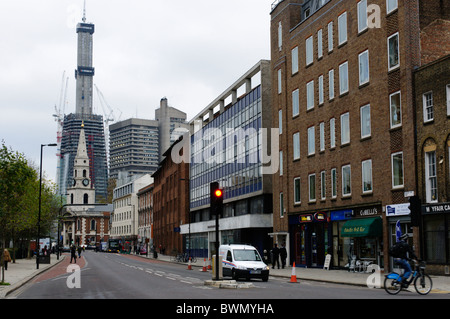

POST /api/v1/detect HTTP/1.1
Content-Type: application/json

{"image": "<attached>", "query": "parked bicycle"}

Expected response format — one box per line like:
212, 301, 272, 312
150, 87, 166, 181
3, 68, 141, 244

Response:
171, 253, 197, 263
384, 260, 432, 295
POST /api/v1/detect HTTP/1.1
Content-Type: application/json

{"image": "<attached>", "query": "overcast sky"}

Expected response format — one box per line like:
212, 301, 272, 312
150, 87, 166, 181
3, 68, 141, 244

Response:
0, 0, 274, 184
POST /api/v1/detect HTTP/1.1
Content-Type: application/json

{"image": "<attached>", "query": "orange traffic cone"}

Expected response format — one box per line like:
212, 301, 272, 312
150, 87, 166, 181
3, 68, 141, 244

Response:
290, 262, 298, 283
187, 257, 192, 270
207, 258, 212, 270
201, 258, 207, 272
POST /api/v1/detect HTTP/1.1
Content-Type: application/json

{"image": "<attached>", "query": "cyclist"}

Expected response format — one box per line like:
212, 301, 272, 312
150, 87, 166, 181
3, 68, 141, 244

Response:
393, 234, 418, 287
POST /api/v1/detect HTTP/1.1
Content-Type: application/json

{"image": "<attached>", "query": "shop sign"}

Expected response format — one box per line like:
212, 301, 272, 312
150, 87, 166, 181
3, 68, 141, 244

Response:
299, 214, 313, 223
330, 210, 353, 221
386, 203, 410, 217
314, 212, 326, 221
423, 202, 450, 215
354, 205, 381, 217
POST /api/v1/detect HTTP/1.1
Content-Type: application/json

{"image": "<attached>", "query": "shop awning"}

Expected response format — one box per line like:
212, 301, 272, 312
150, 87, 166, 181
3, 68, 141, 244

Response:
341, 217, 382, 237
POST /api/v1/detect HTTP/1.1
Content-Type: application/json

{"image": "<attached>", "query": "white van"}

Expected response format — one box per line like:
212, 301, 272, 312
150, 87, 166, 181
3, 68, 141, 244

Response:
219, 244, 269, 281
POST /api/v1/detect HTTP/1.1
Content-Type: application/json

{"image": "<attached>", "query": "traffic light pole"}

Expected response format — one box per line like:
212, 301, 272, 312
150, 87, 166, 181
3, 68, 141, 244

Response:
215, 205, 219, 281
210, 182, 223, 281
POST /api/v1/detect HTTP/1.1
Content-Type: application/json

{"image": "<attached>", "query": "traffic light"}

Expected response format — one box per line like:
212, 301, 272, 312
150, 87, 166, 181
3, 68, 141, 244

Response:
210, 182, 223, 217
408, 195, 421, 227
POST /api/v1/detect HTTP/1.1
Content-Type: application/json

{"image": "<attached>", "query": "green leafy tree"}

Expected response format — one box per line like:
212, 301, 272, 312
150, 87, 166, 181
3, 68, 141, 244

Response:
0, 142, 59, 283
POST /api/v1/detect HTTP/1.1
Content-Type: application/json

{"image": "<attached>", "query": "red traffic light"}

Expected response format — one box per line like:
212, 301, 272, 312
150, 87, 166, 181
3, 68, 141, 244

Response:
214, 189, 223, 197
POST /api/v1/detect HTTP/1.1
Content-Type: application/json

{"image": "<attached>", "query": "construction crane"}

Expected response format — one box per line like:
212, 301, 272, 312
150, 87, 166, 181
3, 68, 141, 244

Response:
53, 71, 69, 194
94, 84, 122, 168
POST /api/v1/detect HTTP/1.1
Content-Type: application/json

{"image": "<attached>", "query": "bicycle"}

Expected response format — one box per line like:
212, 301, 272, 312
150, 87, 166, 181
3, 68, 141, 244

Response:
384, 260, 433, 295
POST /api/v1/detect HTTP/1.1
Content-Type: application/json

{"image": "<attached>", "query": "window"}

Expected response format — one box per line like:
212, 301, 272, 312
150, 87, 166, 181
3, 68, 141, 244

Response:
292, 89, 299, 117
317, 29, 323, 58
341, 112, 350, 145
391, 152, 404, 188
388, 32, 399, 71
278, 69, 282, 94
360, 104, 371, 138
425, 151, 438, 203
390, 91, 402, 128
306, 36, 314, 65
329, 69, 335, 100
293, 132, 300, 160
309, 174, 316, 202
320, 122, 325, 151
338, 12, 347, 45
294, 177, 301, 204
292, 46, 299, 74
308, 126, 315, 155
280, 193, 284, 218
307, 80, 314, 110
279, 151, 283, 176
330, 118, 336, 148
90, 220, 96, 231
358, 50, 370, 85
318, 75, 324, 105
362, 159, 373, 193
339, 61, 349, 95
331, 168, 337, 198
387, 0, 398, 14
447, 85, 450, 116
278, 22, 282, 51
423, 92, 434, 122
342, 165, 351, 196
358, 0, 368, 33
321, 170, 326, 200
328, 21, 333, 52
279, 109, 283, 134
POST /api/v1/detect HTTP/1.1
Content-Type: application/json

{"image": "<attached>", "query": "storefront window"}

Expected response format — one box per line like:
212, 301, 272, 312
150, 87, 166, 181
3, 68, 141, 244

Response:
424, 214, 447, 263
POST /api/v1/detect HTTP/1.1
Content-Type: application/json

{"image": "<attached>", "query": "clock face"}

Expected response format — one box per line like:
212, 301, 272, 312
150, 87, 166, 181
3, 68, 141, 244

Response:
73, 179, 76, 187
82, 179, 89, 186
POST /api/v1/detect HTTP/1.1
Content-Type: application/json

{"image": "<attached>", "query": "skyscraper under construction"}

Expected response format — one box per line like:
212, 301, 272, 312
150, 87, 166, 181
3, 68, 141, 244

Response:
57, 8, 108, 203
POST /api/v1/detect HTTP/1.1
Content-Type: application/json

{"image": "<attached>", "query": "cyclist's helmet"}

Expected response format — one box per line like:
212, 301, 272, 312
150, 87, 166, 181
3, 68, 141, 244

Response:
400, 234, 408, 241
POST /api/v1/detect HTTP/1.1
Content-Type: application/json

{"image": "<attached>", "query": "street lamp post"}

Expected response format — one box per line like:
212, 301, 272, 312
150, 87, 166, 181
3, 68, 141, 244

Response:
37, 143, 57, 269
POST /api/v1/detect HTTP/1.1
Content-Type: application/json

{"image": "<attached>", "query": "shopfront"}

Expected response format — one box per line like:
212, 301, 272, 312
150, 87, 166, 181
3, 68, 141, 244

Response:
289, 213, 330, 268
338, 205, 383, 269
386, 202, 412, 270
422, 202, 450, 274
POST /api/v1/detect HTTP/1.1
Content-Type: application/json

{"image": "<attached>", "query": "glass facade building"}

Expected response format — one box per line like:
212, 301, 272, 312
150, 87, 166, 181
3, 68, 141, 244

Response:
190, 86, 263, 209
182, 60, 273, 258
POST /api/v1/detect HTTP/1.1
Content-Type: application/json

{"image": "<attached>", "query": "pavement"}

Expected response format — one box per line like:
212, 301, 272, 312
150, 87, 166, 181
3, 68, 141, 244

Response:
2, 251, 450, 298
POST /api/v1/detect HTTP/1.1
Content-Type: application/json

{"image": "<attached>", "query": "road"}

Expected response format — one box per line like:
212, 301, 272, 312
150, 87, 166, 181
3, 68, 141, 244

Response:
10, 251, 448, 300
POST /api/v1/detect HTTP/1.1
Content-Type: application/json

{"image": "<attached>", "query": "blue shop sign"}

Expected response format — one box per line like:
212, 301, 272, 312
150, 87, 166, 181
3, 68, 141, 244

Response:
330, 210, 353, 221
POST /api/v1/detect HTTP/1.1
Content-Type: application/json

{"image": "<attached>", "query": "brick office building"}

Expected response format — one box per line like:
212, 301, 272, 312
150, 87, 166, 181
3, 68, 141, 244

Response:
414, 54, 450, 275
269, 0, 444, 270
152, 137, 189, 255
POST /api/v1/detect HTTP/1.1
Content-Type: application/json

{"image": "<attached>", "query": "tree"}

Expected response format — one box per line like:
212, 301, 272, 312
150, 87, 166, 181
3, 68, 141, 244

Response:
0, 142, 59, 283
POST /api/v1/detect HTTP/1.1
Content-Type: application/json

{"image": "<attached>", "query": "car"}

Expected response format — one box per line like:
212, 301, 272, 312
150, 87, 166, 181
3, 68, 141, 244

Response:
219, 244, 269, 282
61, 246, 70, 252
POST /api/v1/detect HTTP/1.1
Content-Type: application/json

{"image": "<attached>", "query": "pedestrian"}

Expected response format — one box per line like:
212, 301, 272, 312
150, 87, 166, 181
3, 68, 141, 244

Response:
77, 246, 82, 258
263, 249, 270, 265
2, 249, 12, 270
272, 243, 280, 269
70, 245, 77, 263
280, 244, 287, 269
